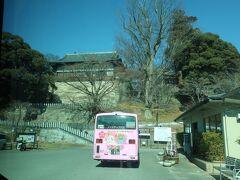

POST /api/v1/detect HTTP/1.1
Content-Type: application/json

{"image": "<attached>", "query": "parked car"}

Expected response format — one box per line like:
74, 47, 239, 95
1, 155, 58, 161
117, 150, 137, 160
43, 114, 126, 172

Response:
0, 134, 7, 150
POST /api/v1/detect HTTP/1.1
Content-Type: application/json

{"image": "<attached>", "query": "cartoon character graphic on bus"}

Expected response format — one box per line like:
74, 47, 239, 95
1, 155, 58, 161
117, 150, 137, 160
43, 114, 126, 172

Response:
116, 133, 126, 144
105, 133, 115, 144
104, 131, 127, 154
107, 145, 120, 155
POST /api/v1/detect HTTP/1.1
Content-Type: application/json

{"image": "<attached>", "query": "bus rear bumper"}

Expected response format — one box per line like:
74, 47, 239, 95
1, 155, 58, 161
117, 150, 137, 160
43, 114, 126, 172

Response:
93, 155, 138, 162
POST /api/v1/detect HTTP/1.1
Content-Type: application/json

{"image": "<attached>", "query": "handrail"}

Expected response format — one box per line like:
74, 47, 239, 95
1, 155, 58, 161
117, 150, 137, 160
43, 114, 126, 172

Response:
0, 120, 93, 143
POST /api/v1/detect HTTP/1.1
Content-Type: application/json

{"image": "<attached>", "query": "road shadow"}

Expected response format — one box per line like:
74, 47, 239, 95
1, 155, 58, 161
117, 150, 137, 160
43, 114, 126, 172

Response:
96, 161, 139, 168
0, 173, 8, 180
211, 174, 229, 180
211, 174, 219, 180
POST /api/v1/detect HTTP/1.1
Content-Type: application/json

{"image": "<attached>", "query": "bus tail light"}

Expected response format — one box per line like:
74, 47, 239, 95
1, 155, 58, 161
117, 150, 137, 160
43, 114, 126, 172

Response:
96, 139, 103, 143
129, 139, 135, 144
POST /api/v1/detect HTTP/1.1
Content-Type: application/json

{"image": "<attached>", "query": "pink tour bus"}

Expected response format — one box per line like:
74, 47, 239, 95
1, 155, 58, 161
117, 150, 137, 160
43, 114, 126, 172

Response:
93, 112, 139, 166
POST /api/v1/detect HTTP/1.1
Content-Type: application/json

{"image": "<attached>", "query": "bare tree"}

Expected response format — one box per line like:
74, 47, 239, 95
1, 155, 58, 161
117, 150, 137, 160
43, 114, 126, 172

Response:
165, 9, 197, 72
176, 72, 240, 110
117, 0, 178, 108
209, 72, 240, 94
0, 102, 30, 141
64, 63, 119, 123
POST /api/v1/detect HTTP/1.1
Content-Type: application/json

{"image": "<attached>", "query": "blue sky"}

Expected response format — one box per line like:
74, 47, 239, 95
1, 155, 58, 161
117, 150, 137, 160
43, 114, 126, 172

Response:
3, 0, 240, 58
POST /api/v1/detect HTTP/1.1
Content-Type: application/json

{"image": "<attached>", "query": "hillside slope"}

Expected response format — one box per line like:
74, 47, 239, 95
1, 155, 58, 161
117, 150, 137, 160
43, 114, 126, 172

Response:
34, 101, 182, 124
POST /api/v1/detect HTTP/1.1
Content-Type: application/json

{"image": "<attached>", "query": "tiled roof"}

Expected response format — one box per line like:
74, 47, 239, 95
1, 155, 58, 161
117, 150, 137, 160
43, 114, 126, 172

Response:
51, 51, 120, 63
174, 87, 240, 122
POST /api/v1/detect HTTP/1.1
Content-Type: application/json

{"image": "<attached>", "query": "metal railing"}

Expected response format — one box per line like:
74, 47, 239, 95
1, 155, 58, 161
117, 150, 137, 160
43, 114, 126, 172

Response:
0, 120, 94, 143
30, 102, 112, 110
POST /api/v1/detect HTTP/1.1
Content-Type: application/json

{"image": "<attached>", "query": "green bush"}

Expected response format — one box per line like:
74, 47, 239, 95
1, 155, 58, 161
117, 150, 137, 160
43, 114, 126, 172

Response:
194, 131, 224, 162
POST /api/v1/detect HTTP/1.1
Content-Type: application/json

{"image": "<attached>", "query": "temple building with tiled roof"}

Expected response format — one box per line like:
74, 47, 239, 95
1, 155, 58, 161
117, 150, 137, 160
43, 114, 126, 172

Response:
49, 51, 125, 81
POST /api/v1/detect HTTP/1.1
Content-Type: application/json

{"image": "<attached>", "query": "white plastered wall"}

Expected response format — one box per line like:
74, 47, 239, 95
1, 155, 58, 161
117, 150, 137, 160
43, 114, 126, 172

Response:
223, 110, 240, 159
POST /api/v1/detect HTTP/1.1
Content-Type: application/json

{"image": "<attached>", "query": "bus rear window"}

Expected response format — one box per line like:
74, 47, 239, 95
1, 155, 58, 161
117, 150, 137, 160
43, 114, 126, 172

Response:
96, 115, 136, 129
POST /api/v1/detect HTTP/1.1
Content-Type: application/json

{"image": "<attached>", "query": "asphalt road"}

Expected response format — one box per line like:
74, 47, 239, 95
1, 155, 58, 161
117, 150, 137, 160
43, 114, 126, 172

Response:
0, 146, 216, 180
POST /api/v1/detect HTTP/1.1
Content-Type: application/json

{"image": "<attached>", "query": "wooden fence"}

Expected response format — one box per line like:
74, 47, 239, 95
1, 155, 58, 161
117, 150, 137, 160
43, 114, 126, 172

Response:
0, 120, 94, 143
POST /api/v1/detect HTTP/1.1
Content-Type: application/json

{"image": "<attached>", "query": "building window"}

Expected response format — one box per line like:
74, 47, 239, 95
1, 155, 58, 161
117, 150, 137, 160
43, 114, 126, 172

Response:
209, 116, 216, 131
184, 123, 191, 133
204, 118, 210, 132
204, 114, 222, 133
215, 114, 222, 132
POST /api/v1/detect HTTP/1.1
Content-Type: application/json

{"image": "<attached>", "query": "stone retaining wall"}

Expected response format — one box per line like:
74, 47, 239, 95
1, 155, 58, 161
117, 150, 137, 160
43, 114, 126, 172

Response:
39, 129, 91, 144
191, 157, 222, 173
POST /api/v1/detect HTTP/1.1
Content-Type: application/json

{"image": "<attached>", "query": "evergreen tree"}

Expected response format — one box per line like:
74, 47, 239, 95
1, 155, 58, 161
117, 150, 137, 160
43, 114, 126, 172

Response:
165, 11, 240, 108
0, 32, 56, 107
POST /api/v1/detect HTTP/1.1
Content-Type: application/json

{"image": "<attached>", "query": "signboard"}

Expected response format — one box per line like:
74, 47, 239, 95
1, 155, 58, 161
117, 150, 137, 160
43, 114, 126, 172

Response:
154, 127, 172, 142
17, 133, 36, 143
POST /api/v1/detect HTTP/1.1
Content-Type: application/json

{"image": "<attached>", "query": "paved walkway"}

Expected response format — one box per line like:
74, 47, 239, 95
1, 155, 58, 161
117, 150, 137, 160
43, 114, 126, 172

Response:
148, 148, 217, 180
